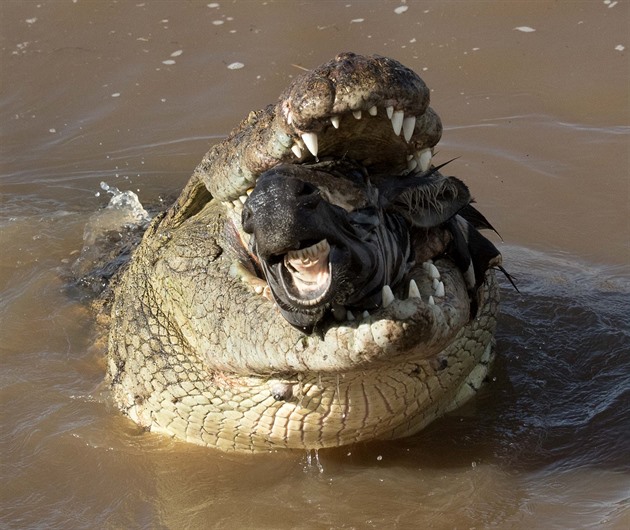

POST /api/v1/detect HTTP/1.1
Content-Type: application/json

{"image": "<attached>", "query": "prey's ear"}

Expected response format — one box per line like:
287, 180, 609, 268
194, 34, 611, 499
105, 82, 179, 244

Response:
378, 167, 471, 228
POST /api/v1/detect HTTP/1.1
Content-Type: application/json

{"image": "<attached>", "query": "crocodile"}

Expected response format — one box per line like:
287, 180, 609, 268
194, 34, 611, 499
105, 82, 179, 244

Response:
105, 52, 504, 452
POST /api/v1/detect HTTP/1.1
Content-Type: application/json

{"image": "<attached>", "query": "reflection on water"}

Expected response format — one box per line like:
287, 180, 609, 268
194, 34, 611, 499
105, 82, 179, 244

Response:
1, 0, 628, 528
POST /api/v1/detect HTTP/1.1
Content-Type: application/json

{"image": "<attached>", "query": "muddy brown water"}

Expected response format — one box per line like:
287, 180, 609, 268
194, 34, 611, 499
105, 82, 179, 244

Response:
1, 1, 628, 528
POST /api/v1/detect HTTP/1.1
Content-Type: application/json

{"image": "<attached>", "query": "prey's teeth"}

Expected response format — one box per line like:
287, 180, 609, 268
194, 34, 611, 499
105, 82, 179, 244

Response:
391, 110, 404, 136
291, 144, 302, 158
402, 115, 416, 142
381, 285, 395, 308
368, 105, 378, 116
428, 295, 435, 306
330, 116, 340, 129
246, 187, 254, 196
408, 279, 421, 299
301, 132, 318, 156
417, 148, 432, 172
352, 110, 362, 119
407, 159, 417, 171
362, 310, 370, 319
239, 194, 248, 204
386, 105, 394, 119
427, 263, 440, 279
346, 310, 355, 321
435, 281, 445, 297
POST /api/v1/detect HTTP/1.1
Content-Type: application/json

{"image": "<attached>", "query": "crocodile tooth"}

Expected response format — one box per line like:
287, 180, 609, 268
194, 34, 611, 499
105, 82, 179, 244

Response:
330, 116, 340, 129
381, 285, 395, 308
291, 144, 303, 158
391, 110, 404, 136
386, 105, 394, 119
287, 111, 293, 125
408, 279, 421, 299
352, 110, 362, 119
432, 278, 440, 290
407, 159, 417, 172
463, 263, 476, 290
239, 194, 248, 204
407, 154, 414, 161
428, 295, 435, 306
368, 105, 378, 116
246, 187, 254, 196
422, 261, 433, 272
232, 199, 242, 209
417, 148, 432, 172
428, 263, 440, 279
402, 115, 416, 142
435, 281, 445, 297
346, 310, 355, 321
362, 310, 370, 319
301, 132, 318, 156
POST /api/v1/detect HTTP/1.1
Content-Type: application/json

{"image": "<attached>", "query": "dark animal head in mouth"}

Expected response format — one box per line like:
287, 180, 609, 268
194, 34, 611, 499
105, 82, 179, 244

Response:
242, 160, 501, 333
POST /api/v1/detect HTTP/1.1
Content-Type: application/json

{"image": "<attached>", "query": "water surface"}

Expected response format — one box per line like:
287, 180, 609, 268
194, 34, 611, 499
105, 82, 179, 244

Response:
1, 1, 628, 528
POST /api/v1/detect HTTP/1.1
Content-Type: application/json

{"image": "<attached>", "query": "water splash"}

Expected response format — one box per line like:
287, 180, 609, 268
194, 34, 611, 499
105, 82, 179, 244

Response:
304, 449, 324, 474
71, 182, 151, 292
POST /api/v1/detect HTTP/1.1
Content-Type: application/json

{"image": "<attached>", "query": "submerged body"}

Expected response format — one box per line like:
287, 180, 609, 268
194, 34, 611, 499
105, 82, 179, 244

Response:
106, 53, 503, 452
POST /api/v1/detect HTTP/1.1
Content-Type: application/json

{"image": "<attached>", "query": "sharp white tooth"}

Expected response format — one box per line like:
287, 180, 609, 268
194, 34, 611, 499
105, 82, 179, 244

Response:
422, 261, 432, 272
353, 110, 362, 119
432, 278, 440, 290
428, 263, 440, 279
435, 281, 445, 297
386, 105, 394, 119
368, 105, 378, 116
301, 132, 318, 156
330, 116, 340, 129
287, 112, 293, 125
408, 279, 421, 299
291, 144, 302, 158
239, 194, 248, 204
402, 115, 416, 142
346, 310, 355, 321
362, 310, 370, 319
381, 285, 395, 308
418, 148, 432, 172
428, 295, 435, 306
391, 110, 404, 136
407, 159, 417, 171
232, 199, 242, 209
463, 263, 476, 290
246, 187, 254, 196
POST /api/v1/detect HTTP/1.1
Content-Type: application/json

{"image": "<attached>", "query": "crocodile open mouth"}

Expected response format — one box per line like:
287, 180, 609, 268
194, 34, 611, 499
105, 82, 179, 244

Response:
226, 53, 502, 333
